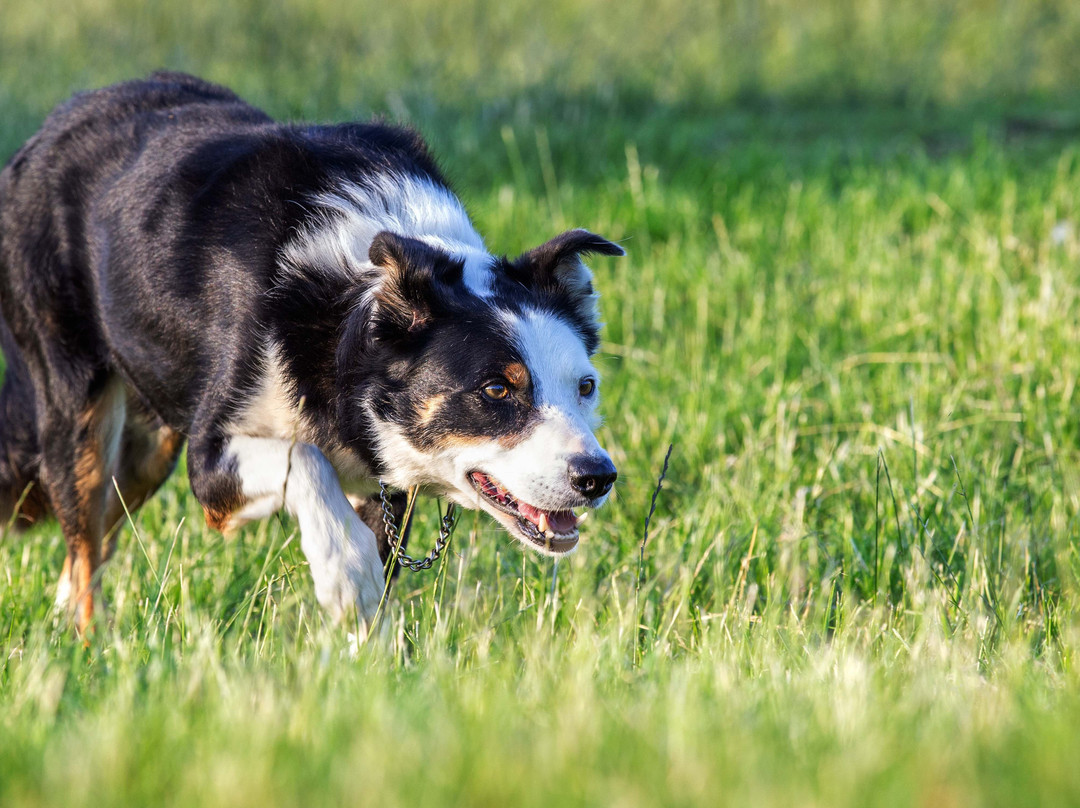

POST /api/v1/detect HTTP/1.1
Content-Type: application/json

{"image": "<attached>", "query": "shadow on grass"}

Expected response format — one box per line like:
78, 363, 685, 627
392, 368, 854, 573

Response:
4, 75, 1080, 195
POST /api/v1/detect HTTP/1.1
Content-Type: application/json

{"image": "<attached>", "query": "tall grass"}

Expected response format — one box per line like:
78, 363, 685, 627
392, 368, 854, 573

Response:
2, 1, 1080, 805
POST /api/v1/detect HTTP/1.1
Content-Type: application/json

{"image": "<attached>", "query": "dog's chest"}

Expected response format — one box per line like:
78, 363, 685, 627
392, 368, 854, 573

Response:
229, 346, 374, 491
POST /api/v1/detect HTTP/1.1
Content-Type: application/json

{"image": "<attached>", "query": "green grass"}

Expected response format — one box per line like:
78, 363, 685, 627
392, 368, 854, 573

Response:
3, 1, 1080, 805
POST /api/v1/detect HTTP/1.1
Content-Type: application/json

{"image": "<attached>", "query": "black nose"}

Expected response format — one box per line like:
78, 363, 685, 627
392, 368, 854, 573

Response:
568, 455, 617, 498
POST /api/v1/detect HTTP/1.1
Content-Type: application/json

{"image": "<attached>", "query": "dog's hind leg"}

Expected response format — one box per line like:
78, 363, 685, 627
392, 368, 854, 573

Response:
38, 374, 126, 634
0, 325, 50, 530
100, 393, 185, 562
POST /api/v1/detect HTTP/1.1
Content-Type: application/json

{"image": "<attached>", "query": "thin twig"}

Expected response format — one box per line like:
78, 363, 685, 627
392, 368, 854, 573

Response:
874, 451, 882, 606
365, 484, 418, 647
632, 443, 674, 668
638, 443, 674, 590
1, 481, 35, 539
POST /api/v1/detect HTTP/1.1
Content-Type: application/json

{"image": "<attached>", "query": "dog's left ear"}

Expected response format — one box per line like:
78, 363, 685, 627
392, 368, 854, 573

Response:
367, 231, 463, 337
511, 229, 624, 320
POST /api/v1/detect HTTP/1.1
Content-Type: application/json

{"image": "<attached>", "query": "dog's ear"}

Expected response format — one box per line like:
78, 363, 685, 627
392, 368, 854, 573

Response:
510, 229, 624, 321
368, 231, 463, 336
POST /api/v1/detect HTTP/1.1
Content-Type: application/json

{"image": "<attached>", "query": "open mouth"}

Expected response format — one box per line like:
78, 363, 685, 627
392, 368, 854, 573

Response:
468, 471, 584, 554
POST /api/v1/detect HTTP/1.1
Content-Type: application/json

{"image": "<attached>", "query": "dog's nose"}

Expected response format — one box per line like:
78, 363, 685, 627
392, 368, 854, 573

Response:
568, 455, 618, 498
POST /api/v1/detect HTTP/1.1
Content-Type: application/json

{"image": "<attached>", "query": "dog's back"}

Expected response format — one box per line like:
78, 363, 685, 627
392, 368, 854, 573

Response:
0, 73, 256, 527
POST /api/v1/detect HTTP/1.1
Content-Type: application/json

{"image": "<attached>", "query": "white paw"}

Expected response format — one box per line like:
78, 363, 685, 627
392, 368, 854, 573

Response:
304, 511, 386, 627
312, 553, 385, 624
343, 628, 367, 659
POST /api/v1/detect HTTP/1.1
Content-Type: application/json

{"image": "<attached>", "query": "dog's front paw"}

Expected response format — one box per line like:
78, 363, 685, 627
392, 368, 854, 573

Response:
313, 560, 384, 625
304, 515, 386, 626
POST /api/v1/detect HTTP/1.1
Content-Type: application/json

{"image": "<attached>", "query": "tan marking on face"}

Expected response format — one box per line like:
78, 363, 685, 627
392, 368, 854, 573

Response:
429, 433, 490, 450
416, 393, 448, 427
423, 429, 531, 452
504, 362, 529, 389
416, 364, 534, 450
497, 432, 528, 449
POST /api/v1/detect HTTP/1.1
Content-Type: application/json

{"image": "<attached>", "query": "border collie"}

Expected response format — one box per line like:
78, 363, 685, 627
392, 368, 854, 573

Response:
0, 72, 622, 634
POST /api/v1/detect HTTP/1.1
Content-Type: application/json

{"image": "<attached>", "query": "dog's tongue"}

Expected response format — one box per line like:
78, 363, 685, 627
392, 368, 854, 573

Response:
518, 502, 577, 533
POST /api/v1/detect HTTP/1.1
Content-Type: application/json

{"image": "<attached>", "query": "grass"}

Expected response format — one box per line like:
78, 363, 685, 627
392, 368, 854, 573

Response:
3, 1, 1080, 805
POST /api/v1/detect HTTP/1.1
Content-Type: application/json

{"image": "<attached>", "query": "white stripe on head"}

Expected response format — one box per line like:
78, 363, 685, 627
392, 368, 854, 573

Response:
280, 173, 494, 298
507, 308, 600, 427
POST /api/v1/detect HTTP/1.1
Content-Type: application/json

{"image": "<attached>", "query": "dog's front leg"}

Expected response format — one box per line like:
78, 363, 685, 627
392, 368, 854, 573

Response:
189, 435, 385, 625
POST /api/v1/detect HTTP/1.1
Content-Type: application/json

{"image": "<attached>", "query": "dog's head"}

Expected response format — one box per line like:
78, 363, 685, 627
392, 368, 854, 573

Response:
342, 229, 623, 555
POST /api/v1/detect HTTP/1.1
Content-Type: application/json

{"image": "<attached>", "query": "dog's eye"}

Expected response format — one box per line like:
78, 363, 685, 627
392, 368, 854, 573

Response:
482, 382, 509, 401
578, 377, 596, 397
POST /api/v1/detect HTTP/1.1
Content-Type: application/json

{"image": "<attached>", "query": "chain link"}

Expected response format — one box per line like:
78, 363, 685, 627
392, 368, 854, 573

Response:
379, 480, 458, 572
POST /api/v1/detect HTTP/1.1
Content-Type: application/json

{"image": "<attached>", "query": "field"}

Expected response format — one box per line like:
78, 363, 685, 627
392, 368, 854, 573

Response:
3, 1, 1080, 805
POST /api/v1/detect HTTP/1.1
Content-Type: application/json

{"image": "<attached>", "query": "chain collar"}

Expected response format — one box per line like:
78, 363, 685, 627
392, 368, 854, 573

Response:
379, 480, 458, 572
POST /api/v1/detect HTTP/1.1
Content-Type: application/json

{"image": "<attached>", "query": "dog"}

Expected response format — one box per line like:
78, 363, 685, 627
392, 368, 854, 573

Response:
0, 72, 622, 634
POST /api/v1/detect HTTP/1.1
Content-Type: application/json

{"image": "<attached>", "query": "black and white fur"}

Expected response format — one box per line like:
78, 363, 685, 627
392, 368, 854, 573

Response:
0, 72, 622, 633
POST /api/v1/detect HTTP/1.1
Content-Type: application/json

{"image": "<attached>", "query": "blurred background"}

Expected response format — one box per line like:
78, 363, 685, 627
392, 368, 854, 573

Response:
5, 0, 1080, 114
5, 0, 1080, 165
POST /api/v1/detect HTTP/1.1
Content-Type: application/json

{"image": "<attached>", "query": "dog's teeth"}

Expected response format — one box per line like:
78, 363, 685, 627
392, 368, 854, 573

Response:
545, 530, 555, 539
537, 513, 550, 534
575, 511, 590, 526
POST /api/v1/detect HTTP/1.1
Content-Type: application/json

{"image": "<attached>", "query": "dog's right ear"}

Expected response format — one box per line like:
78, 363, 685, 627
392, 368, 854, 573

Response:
508, 229, 624, 342
367, 231, 463, 337
512, 229, 625, 298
